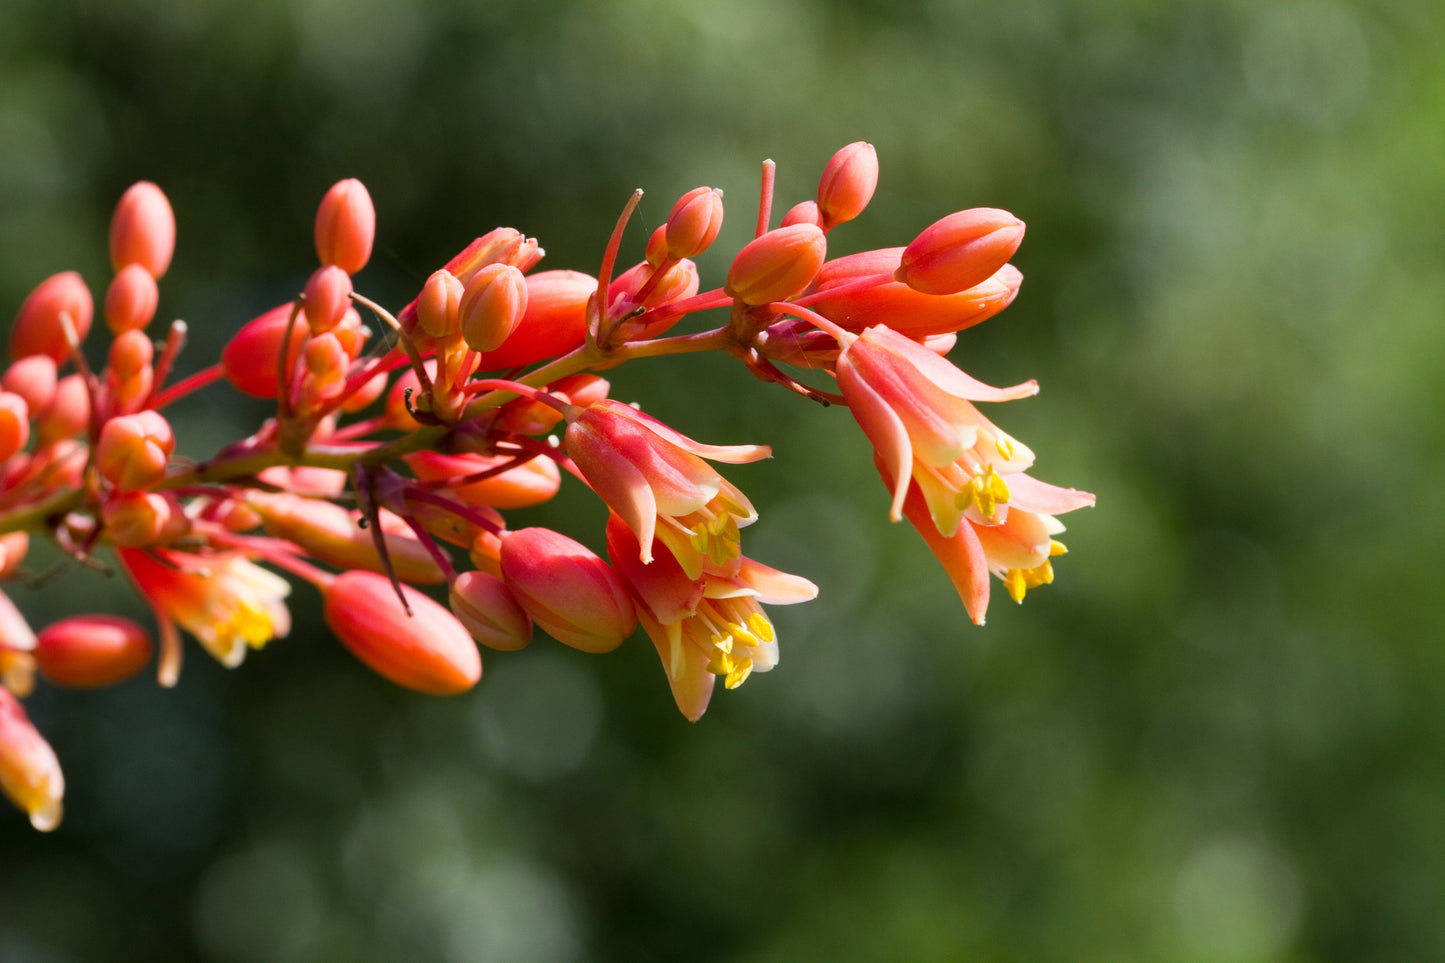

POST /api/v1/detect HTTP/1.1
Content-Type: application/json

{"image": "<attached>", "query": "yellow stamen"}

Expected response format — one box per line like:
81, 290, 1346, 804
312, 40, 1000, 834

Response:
724, 657, 754, 689
1049, 539, 1068, 557
746, 613, 775, 643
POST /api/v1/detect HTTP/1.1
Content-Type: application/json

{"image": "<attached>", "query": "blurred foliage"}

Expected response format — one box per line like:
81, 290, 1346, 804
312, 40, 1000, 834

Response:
3, 0, 1444, 960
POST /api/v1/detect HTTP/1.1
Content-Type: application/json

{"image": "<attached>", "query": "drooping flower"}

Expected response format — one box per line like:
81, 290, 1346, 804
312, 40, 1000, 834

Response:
118, 548, 291, 674
607, 516, 816, 720
565, 399, 769, 579
836, 324, 1042, 537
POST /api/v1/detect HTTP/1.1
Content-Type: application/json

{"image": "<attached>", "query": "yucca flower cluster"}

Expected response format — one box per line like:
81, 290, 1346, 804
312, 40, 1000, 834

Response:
0, 144, 1092, 831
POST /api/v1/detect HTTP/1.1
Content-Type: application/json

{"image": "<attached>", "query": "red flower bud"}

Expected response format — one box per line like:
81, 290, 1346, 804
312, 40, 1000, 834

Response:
36, 374, 89, 445
416, 269, 463, 341
460, 263, 529, 353
816, 141, 878, 229
324, 570, 481, 695
104, 263, 160, 335
665, 187, 725, 260
221, 304, 306, 398
95, 410, 174, 491
500, 527, 636, 654
808, 265, 1022, 338
109, 182, 175, 278
780, 200, 821, 228
314, 178, 375, 275
303, 265, 352, 334
102, 491, 184, 548
35, 615, 153, 688
725, 224, 827, 305
108, 329, 154, 380
404, 450, 561, 509
10, 271, 93, 364
0, 392, 30, 463
2, 356, 57, 415
252, 494, 446, 585
449, 571, 532, 651
895, 208, 1024, 295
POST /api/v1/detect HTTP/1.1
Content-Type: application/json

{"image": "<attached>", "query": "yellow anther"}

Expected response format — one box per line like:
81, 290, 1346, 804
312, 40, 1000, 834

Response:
729, 623, 761, 649
1005, 569, 1028, 604
746, 613, 775, 643
995, 436, 1015, 460
234, 603, 274, 649
724, 657, 754, 689
711, 632, 733, 655
1049, 539, 1068, 557
987, 469, 1010, 504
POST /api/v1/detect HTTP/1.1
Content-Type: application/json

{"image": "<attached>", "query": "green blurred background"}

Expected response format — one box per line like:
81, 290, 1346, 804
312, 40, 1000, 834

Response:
2, 0, 1442, 959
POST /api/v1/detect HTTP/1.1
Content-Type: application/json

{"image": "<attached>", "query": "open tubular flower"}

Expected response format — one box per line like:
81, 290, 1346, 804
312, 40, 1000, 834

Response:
837, 324, 1040, 537
119, 548, 291, 671
565, 399, 769, 579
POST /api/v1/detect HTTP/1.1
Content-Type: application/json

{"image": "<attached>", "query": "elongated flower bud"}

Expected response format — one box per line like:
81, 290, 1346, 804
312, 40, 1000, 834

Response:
10, 271, 93, 364
404, 450, 562, 509
0, 392, 30, 463
725, 224, 826, 305
303, 265, 352, 334
110, 182, 176, 278
665, 187, 725, 259
460, 263, 529, 353
221, 304, 306, 398
808, 265, 1022, 338
104, 263, 160, 335
315, 179, 375, 275
324, 571, 481, 695
450, 571, 532, 651
35, 615, 152, 688
0, 687, 63, 831
96, 410, 174, 491
817, 141, 878, 229
500, 527, 636, 654
895, 208, 1024, 296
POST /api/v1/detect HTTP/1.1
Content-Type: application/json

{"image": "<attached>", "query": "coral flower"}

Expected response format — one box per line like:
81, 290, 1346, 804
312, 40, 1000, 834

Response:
607, 516, 816, 720
0, 687, 63, 831
118, 548, 291, 674
836, 324, 1042, 537
565, 399, 770, 579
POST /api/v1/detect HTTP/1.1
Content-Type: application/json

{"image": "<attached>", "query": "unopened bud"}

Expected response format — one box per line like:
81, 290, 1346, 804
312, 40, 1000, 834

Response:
500, 527, 635, 654
895, 208, 1024, 295
644, 225, 669, 267
221, 304, 307, 398
450, 571, 533, 651
404, 450, 561, 509
10, 272, 93, 364
303, 332, 349, 387
96, 410, 174, 491
110, 182, 175, 278
104, 263, 160, 335
472, 269, 595, 371
816, 141, 878, 229
252, 494, 446, 585
314, 178, 375, 274
2, 356, 57, 415
0, 687, 63, 830
416, 269, 463, 340
36, 374, 90, 445
809, 264, 1023, 338
35, 615, 153, 688
665, 187, 725, 260
725, 224, 826, 305
303, 265, 352, 334
780, 200, 822, 228
108, 329, 154, 380
102, 490, 183, 547
324, 570, 481, 695
460, 263, 529, 353
0, 393, 30, 463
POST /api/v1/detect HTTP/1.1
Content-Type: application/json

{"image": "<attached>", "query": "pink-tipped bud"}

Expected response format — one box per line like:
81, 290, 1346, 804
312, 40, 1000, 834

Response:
10, 272, 93, 364
110, 182, 175, 278
450, 571, 533, 651
725, 224, 827, 305
0, 687, 63, 831
0, 533, 29, 581
303, 265, 352, 334
95, 410, 173, 491
36, 374, 89, 445
314, 178, 375, 275
665, 187, 725, 260
2, 356, 57, 415
102, 490, 185, 547
324, 570, 481, 695
895, 208, 1024, 295
35, 615, 152, 688
817, 141, 878, 229
460, 263, 529, 353
108, 329, 154, 380
416, 269, 464, 341
499, 527, 636, 654
221, 304, 307, 398
471, 269, 595, 371
781, 200, 822, 228
104, 263, 160, 335
0, 393, 30, 463
404, 450, 561, 510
